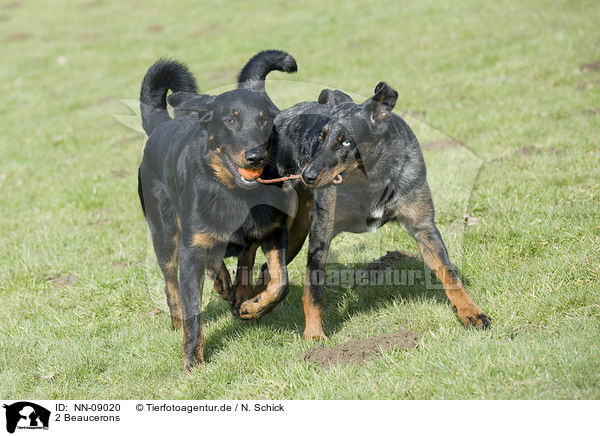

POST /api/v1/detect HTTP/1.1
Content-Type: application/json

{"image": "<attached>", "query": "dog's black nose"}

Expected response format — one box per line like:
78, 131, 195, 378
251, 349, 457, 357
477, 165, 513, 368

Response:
245, 148, 266, 166
302, 167, 319, 184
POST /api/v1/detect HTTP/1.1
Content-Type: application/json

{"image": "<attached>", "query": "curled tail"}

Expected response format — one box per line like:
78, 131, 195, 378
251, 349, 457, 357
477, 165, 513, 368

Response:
237, 50, 297, 92
140, 59, 198, 135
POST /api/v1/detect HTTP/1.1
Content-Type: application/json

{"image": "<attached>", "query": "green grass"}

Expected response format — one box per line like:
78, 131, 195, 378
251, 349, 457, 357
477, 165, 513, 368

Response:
1, 0, 599, 399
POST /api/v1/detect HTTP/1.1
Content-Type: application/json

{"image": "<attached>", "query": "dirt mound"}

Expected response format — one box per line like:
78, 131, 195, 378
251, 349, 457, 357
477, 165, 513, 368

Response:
304, 329, 420, 368
581, 60, 600, 72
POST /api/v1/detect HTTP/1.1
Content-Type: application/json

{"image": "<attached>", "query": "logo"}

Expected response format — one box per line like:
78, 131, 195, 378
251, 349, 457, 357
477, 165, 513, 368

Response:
2, 402, 50, 434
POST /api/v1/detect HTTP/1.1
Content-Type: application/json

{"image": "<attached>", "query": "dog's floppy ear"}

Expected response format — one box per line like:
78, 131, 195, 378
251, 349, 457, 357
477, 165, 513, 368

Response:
168, 92, 215, 121
363, 82, 398, 122
318, 89, 354, 109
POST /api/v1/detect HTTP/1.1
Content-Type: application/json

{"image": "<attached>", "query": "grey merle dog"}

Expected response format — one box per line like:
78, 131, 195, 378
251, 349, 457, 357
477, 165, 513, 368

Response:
220, 55, 492, 340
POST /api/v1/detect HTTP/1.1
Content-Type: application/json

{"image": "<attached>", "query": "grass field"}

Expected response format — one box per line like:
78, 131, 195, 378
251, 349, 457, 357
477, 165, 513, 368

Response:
1, 0, 599, 399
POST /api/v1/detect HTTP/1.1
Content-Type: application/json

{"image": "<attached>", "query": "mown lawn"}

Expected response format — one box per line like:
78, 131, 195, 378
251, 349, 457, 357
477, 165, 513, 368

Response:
0, 0, 599, 399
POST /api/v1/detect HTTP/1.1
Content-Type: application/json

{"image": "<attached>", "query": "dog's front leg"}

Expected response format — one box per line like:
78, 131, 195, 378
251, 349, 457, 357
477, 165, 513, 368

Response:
238, 227, 289, 319
178, 239, 207, 373
413, 224, 491, 328
250, 188, 313, 300
302, 186, 337, 340
398, 188, 491, 329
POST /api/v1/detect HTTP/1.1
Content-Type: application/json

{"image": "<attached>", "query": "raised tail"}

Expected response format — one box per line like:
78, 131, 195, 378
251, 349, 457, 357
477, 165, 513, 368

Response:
140, 59, 198, 135
237, 50, 297, 93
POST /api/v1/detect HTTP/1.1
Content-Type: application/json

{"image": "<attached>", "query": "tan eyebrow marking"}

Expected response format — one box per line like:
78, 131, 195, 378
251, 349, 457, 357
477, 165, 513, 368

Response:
233, 110, 239, 116
259, 111, 263, 117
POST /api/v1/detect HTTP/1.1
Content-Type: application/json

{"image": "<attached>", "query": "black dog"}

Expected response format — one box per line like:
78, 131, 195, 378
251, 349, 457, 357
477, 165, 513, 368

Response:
138, 52, 298, 371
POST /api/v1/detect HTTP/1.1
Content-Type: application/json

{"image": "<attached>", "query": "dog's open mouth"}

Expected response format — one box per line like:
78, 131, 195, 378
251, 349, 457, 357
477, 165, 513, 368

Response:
221, 152, 264, 187
237, 167, 263, 181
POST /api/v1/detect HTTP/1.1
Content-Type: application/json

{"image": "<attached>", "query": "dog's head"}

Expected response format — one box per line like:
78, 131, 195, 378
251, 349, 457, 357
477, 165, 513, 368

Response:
169, 89, 276, 189
301, 82, 398, 187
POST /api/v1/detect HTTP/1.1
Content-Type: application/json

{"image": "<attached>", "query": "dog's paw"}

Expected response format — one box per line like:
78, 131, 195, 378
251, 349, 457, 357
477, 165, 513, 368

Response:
453, 303, 492, 329
228, 284, 259, 316
183, 355, 204, 375
303, 327, 328, 341
238, 295, 275, 320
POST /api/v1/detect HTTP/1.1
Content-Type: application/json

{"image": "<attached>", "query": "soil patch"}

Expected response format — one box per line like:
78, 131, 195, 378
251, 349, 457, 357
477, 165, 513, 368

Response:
577, 80, 600, 90
581, 60, 600, 72
145, 24, 163, 33
303, 329, 420, 368
2, 1, 21, 10
50, 274, 78, 289
4, 32, 30, 42
80, 32, 100, 41
583, 108, 600, 115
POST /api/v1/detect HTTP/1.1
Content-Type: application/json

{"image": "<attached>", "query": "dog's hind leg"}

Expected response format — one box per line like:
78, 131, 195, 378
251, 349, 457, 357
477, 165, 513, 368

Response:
159, 230, 183, 330
238, 227, 289, 319
141, 181, 183, 329
397, 187, 491, 328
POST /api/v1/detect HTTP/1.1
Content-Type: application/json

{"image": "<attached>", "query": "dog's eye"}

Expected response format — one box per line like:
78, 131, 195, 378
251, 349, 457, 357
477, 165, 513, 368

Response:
342, 139, 352, 147
228, 118, 236, 125
318, 133, 323, 141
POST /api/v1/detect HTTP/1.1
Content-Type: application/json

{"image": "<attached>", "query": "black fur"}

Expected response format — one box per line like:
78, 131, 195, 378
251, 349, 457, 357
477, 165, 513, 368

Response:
237, 50, 297, 92
140, 59, 198, 135
236, 49, 297, 114
137, 56, 297, 372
